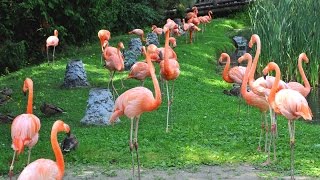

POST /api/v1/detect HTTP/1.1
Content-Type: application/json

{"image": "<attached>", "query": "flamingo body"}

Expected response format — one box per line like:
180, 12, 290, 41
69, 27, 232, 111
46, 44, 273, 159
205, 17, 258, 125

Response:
17, 159, 59, 180
11, 114, 40, 154
128, 62, 151, 82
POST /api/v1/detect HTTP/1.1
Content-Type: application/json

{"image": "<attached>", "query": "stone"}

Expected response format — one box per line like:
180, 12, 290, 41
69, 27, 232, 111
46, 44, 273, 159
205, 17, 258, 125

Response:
123, 38, 143, 70
145, 32, 160, 47
80, 88, 119, 125
62, 60, 90, 88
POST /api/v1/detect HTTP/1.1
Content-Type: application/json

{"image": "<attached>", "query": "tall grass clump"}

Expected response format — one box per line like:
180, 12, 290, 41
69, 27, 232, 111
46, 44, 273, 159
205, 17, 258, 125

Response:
249, 0, 320, 87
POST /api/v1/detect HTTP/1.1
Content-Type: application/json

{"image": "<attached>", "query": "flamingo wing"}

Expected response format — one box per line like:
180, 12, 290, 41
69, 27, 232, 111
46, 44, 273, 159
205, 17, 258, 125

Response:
11, 114, 41, 153
228, 66, 246, 84
275, 89, 312, 120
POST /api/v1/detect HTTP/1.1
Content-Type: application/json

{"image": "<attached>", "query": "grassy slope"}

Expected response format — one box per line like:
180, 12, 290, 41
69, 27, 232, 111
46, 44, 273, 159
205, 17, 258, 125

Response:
0, 16, 319, 178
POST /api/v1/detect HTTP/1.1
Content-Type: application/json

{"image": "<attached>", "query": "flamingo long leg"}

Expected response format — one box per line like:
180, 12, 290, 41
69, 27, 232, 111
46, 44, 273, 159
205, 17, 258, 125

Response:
9, 151, 16, 179
53, 46, 56, 63
130, 118, 135, 177
288, 120, 295, 179
134, 117, 141, 180
264, 111, 268, 152
166, 80, 170, 133
258, 112, 266, 152
46, 47, 49, 64
27, 148, 32, 164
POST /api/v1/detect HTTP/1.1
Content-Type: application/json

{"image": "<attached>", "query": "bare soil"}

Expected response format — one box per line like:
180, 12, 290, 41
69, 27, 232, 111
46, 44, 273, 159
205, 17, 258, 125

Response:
2, 164, 315, 180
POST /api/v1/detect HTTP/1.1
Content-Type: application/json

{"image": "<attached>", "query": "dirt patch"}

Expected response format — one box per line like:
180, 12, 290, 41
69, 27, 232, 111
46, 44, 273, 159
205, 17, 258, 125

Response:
62, 164, 311, 180
2, 164, 315, 180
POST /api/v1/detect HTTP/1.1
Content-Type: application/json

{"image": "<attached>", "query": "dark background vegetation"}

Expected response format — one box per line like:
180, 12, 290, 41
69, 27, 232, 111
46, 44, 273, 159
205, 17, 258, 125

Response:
0, 0, 194, 74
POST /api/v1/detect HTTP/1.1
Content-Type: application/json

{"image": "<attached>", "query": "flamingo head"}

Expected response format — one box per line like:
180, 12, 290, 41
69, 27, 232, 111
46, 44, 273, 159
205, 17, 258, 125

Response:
53, 120, 70, 134
23, 78, 33, 95
219, 53, 229, 63
249, 34, 259, 48
54, 29, 58, 37
299, 53, 309, 63
238, 53, 252, 64
117, 42, 125, 50
262, 62, 278, 79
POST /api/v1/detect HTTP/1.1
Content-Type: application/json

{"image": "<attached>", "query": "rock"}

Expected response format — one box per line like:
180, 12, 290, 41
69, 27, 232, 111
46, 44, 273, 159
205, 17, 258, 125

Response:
62, 60, 90, 88
145, 32, 160, 47
80, 88, 119, 125
124, 38, 143, 70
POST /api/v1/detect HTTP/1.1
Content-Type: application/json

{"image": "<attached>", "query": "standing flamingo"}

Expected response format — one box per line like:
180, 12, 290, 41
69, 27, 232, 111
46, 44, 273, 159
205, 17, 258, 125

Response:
238, 53, 270, 152
98, 29, 111, 64
262, 62, 312, 179
17, 120, 70, 180
152, 25, 163, 42
109, 44, 162, 180
219, 53, 246, 112
46, 29, 59, 63
248, 34, 288, 148
287, 53, 311, 97
127, 61, 151, 86
103, 42, 125, 97
9, 78, 41, 178
160, 21, 180, 132
128, 29, 145, 42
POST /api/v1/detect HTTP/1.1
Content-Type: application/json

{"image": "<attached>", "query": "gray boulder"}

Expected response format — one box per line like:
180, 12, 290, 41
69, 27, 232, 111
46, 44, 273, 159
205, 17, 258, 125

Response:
62, 60, 90, 88
80, 88, 119, 125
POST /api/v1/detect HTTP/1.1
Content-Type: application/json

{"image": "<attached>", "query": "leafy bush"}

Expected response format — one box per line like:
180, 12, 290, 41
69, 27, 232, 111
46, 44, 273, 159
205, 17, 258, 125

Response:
0, 0, 185, 73
0, 41, 27, 75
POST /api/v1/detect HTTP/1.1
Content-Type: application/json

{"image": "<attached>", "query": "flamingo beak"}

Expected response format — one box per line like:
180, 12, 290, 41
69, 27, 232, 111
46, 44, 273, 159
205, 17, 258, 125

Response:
263, 75, 267, 80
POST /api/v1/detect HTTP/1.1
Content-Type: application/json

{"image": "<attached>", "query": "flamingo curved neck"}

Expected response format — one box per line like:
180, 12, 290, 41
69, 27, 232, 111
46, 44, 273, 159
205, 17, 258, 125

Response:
268, 64, 281, 106
298, 57, 310, 91
27, 86, 33, 114
145, 50, 161, 110
221, 56, 233, 83
164, 30, 172, 73
248, 38, 261, 86
51, 128, 64, 179
241, 57, 252, 99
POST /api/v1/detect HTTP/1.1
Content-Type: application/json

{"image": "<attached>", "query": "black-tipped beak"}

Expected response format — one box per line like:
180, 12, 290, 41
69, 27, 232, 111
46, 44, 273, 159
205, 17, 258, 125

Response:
263, 75, 267, 80
23, 92, 27, 96
66, 131, 71, 137
237, 63, 240, 66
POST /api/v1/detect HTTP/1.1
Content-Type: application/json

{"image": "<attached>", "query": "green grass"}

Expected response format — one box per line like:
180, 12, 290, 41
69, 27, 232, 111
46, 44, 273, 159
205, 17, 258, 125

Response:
1, 15, 320, 178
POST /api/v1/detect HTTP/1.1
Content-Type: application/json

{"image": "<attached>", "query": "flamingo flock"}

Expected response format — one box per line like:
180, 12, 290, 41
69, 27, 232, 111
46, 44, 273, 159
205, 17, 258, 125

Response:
4, 5, 315, 180
221, 34, 312, 179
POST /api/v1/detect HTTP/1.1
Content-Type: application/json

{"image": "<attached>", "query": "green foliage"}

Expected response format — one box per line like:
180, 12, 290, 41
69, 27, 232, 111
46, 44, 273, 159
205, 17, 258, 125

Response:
0, 0, 179, 73
249, 0, 320, 86
0, 41, 27, 75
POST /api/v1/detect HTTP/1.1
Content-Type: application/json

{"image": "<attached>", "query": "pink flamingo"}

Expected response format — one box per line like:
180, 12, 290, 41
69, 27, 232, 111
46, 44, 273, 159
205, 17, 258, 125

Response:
103, 42, 125, 97
127, 61, 151, 86
109, 44, 162, 179
262, 62, 312, 179
203, 10, 213, 21
98, 29, 111, 64
182, 19, 201, 43
169, 37, 177, 48
46, 29, 59, 63
219, 53, 246, 112
185, 6, 198, 21
17, 120, 70, 180
287, 53, 311, 97
160, 21, 180, 132
248, 34, 289, 154
128, 29, 145, 42
238, 53, 270, 152
219, 53, 246, 85
152, 25, 163, 41
9, 78, 41, 178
